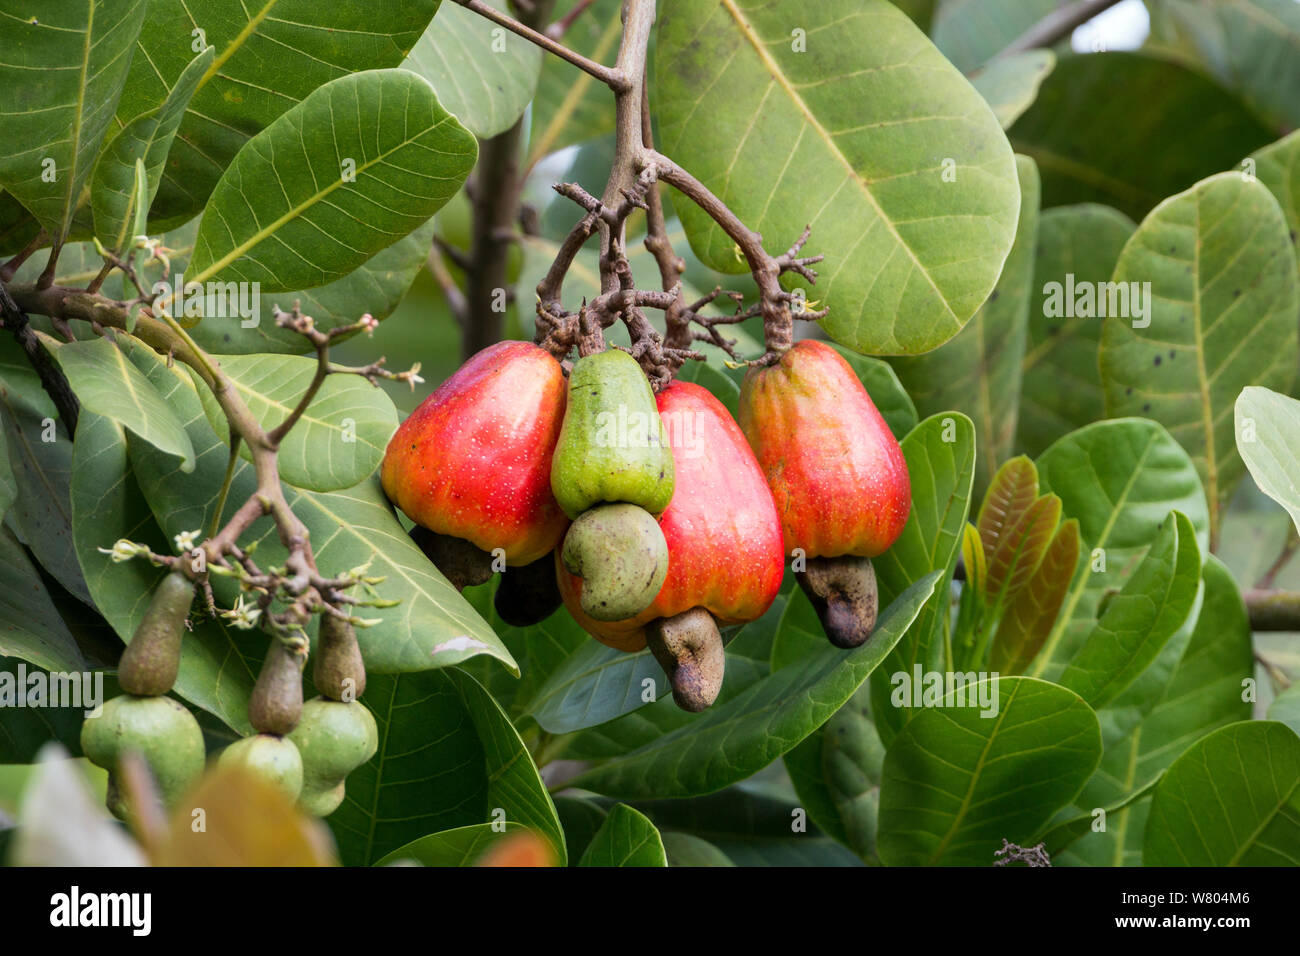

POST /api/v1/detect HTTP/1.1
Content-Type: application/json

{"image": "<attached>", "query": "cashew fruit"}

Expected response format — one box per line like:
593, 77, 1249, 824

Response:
287, 696, 378, 817
561, 503, 669, 621
217, 734, 303, 802
558, 381, 784, 652
80, 695, 205, 817
117, 571, 193, 697
381, 340, 568, 567
646, 607, 725, 712
550, 348, 674, 519
248, 637, 306, 736
493, 551, 564, 627
314, 614, 366, 702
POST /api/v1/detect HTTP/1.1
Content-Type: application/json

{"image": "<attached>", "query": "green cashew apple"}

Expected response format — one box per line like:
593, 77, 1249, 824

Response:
561, 503, 668, 622
80, 695, 205, 818
551, 348, 674, 519
217, 734, 304, 802
287, 696, 378, 817
117, 571, 194, 697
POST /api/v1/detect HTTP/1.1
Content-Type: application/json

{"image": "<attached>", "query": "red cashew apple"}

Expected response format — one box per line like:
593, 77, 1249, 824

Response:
558, 380, 785, 655
381, 341, 569, 571
738, 339, 911, 647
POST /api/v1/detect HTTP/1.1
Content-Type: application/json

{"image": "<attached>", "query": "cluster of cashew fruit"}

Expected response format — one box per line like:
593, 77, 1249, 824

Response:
381, 338, 910, 713
82, 571, 377, 819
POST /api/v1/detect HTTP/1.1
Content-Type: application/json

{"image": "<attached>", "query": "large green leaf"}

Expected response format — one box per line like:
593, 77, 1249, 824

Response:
375, 822, 529, 866
1143, 721, 1300, 866
92, 46, 213, 253
970, 51, 1056, 129
1099, 172, 1299, 542
0, 0, 148, 240
568, 573, 941, 799
1008, 52, 1274, 221
1029, 419, 1210, 681
195, 354, 396, 493
186, 69, 476, 293
655, 0, 1020, 355
931, 0, 1061, 73
116, 1, 441, 226
891, 156, 1039, 497
1059, 556, 1252, 866
1017, 203, 1136, 457
125, 344, 515, 675
0, 528, 84, 673
402, 0, 542, 139
1056, 512, 1202, 710
877, 676, 1102, 866
870, 414, 976, 744
329, 669, 564, 866
528, 0, 622, 165
42, 334, 194, 471
69, 410, 260, 734
1251, 130, 1300, 280
0, 657, 89, 761
1270, 684, 1300, 738
0, 191, 39, 255
525, 640, 663, 735
1147, 0, 1300, 133
577, 804, 667, 867
1235, 386, 1300, 536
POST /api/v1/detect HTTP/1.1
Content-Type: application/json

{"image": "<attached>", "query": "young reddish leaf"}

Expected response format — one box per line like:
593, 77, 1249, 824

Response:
990, 519, 1081, 674
976, 456, 1039, 588
985, 493, 1063, 612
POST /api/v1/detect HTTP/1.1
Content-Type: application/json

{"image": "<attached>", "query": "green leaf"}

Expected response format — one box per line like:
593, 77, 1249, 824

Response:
877, 677, 1103, 866
0, 191, 40, 255
69, 411, 259, 734
1008, 52, 1274, 221
931, 0, 1061, 73
1059, 555, 1252, 866
528, 0, 623, 165
0, 387, 91, 606
568, 572, 940, 799
870, 413, 976, 743
828, 344, 918, 441
91, 46, 213, 253
891, 156, 1040, 494
1040, 776, 1162, 859
124, 345, 516, 675
0, 657, 90, 761
195, 353, 396, 493
41, 334, 194, 471
0, 528, 84, 672
1251, 130, 1300, 281
1056, 512, 1202, 710
186, 69, 476, 293
1270, 684, 1300, 738
402, 0, 542, 139
1099, 172, 1299, 542
1143, 721, 1300, 866
525, 640, 662, 735
330, 669, 564, 866
1028, 419, 1210, 681
116, 1, 441, 226
1235, 386, 1300, 537
577, 804, 667, 867
660, 831, 735, 867
375, 822, 530, 866
0, 0, 148, 241
1147, 0, 1300, 133
971, 51, 1056, 129
655, 0, 1020, 355
990, 518, 1080, 674
1017, 203, 1136, 458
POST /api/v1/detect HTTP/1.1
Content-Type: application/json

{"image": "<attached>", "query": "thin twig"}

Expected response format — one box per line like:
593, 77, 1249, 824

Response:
996, 0, 1126, 59
451, 0, 626, 89
0, 281, 80, 434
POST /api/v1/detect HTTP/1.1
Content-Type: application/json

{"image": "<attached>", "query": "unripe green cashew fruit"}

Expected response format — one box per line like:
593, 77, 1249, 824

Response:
314, 615, 366, 702
80, 695, 205, 818
217, 734, 303, 802
558, 381, 784, 661
561, 503, 669, 622
248, 637, 307, 736
287, 696, 378, 817
550, 348, 674, 519
117, 571, 194, 696
381, 341, 569, 570
739, 340, 910, 647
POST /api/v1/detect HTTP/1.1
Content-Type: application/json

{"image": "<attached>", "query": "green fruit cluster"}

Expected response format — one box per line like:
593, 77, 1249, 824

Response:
551, 349, 674, 622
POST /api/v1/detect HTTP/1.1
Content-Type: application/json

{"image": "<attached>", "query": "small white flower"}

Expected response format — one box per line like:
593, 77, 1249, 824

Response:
221, 594, 262, 630
173, 529, 201, 553
100, 539, 147, 563
359, 313, 378, 335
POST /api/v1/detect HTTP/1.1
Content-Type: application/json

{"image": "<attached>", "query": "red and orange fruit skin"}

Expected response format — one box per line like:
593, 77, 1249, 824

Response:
558, 381, 785, 652
381, 340, 569, 567
738, 340, 910, 560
